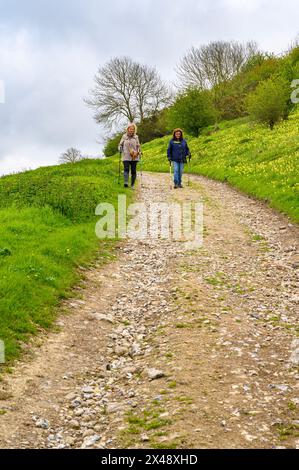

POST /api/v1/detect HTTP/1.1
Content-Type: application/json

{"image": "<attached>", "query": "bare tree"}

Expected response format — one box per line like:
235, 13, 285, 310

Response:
59, 148, 82, 164
133, 64, 171, 121
176, 41, 258, 89
84, 57, 171, 130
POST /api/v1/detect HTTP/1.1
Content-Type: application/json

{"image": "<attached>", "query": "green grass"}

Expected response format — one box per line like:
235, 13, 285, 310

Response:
120, 407, 172, 447
0, 158, 131, 365
287, 401, 297, 411
276, 423, 299, 441
126, 408, 172, 432
168, 381, 177, 389
175, 323, 192, 329
140, 107, 299, 222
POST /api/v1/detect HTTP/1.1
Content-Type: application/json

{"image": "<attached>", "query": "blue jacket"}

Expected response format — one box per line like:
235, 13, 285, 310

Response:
167, 138, 190, 163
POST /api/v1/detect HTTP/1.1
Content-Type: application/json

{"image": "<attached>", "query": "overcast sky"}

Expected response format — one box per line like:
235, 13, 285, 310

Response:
0, 0, 298, 175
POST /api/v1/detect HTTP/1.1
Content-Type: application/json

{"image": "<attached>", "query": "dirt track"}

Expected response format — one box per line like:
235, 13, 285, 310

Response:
0, 172, 298, 449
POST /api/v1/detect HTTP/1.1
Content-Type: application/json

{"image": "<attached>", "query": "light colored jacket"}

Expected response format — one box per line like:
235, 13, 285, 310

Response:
118, 133, 141, 162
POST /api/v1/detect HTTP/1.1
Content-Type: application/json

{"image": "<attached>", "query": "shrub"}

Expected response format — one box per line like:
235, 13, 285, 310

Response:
246, 76, 290, 129
167, 88, 217, 136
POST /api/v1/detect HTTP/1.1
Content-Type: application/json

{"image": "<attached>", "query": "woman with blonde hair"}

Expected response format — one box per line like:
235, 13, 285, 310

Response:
118, 123, 141, 188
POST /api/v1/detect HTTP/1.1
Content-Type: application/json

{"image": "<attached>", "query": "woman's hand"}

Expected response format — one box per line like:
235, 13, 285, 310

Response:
130, 149, 139, 160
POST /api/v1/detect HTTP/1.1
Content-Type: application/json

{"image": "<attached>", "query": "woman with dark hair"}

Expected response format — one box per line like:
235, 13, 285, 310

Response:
167, 128, 190, 189
118, 123, 141, 188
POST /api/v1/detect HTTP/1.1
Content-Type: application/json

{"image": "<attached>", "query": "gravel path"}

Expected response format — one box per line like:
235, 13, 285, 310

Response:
0, 172, 298, 449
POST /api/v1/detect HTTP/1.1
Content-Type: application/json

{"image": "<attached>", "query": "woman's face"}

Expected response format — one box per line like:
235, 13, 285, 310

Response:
175, 131, 182, 140
128, 126, 135, 136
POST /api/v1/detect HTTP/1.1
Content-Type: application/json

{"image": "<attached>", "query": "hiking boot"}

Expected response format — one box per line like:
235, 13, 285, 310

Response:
179, 184, 183, 188
124, 183, 128, 188
174, 184, 178, 189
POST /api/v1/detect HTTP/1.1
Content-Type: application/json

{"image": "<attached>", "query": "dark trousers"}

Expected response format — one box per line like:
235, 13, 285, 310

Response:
123, 161, 138, 186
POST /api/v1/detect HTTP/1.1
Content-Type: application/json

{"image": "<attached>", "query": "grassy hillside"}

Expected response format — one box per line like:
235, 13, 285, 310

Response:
141, 107, 299, 222
0, 158, 127, 365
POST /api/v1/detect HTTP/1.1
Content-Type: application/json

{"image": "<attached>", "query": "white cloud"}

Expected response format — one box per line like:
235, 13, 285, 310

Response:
221, 0, 262, 11
0, 27, 104, 174
0, 0, 298, 175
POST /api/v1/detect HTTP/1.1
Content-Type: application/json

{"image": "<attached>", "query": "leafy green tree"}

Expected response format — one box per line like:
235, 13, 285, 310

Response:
103, 132, 123, 157
213, 80, 246, 120
137, 110, 170, 143
246, 76, 290, 129
167, 88, 217, 136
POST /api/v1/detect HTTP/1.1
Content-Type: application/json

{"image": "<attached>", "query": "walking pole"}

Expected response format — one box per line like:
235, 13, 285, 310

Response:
169, 161, 172, 189
187, 152, 191, 187
118, 150, 122, 185
139, 152, 143, 189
